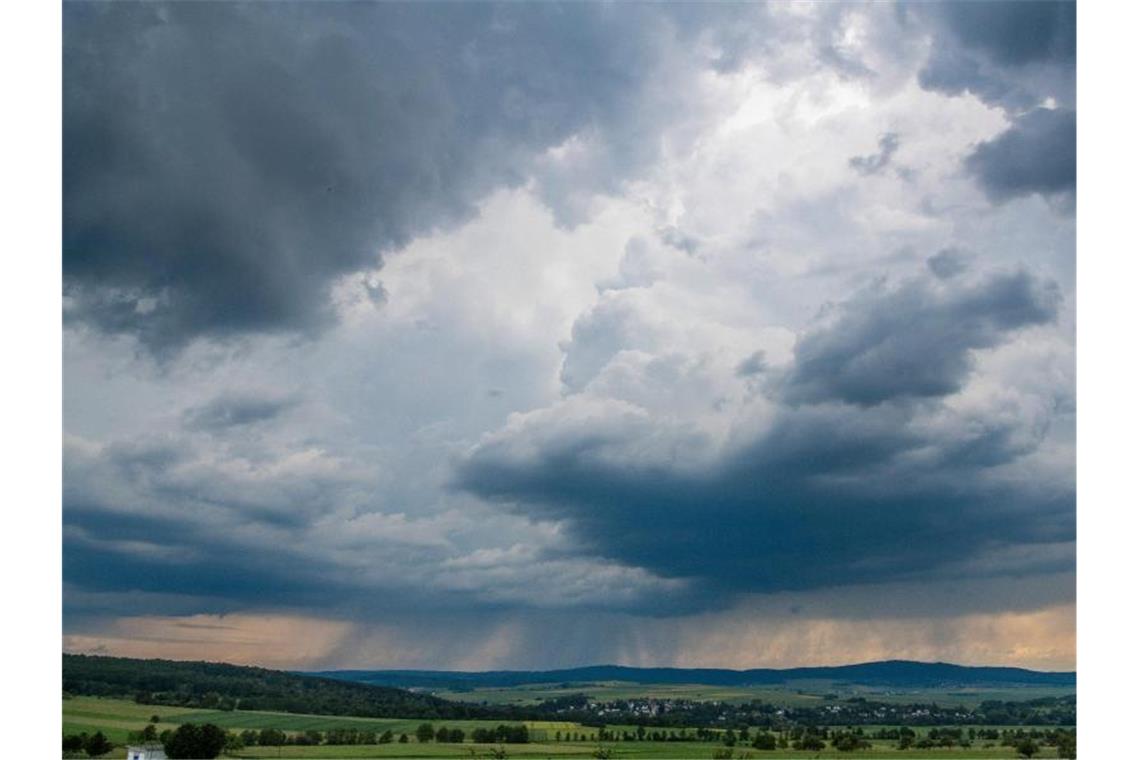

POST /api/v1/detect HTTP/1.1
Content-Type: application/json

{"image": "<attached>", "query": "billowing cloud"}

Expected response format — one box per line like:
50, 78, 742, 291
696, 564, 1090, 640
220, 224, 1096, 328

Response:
63, 3, 762, 352
917, 0, 1075, 110
913, 1, 1075, 208
965, 107, 1076, 204
63, 3, 1076, 669
456, 258, 1072, 599
785, 265, 1060, 405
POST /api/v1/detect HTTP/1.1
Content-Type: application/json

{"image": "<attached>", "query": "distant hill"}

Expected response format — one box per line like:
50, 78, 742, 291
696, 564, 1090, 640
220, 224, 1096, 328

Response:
62, 654, 511, 719
312, 660, 1075, 691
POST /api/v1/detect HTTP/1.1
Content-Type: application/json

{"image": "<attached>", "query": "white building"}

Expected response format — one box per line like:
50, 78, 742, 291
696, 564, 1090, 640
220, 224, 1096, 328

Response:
125, 744, 167, 760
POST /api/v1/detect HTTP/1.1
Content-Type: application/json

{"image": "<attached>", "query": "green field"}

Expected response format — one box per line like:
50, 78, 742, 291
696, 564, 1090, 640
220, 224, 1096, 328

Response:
433, 681, 1075, 710
63, 697, 1067, 758
63, 697, 588, 746
230, 743, 1062, 759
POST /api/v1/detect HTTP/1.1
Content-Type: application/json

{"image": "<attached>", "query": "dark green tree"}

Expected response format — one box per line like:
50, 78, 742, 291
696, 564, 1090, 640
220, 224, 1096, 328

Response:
83, 731, 113, 757
416, 723, 436, 743
165, 723, 227, 759
223, 731, 245, 753
751, 732, 777, 750
257, 727, 286, 747
1017, 739, 1040, 758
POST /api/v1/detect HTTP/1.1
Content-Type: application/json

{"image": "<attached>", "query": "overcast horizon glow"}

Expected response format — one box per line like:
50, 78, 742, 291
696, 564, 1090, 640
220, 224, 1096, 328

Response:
63, 1, 1076, 671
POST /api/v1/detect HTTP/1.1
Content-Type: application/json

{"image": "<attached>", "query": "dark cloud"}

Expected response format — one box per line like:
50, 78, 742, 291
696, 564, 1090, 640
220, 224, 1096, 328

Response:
183, 393, 297, 431
916, 1, 1075, 110
456, 398, 1073, 597
784, 267, 1060, 406
456, 262, 1071, 599
915, 0, 1075, 209
63, 3, 737, 353
736, 351, 768, 378
965, 108, 1076, 204
849, 133, 900, 176
933, 1, 1075, 67
926, 248, 970, 280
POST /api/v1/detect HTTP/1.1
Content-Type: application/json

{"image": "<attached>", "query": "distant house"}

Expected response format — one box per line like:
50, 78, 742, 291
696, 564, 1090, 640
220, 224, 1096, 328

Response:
125, 744, 167, 760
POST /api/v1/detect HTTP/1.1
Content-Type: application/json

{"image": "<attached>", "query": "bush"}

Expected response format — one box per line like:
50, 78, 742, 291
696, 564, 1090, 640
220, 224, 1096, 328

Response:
165, 723, 227, 759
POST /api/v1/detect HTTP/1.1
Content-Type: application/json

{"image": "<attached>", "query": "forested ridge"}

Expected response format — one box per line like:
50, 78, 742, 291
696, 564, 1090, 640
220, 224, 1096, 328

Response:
62, 654, 509, 719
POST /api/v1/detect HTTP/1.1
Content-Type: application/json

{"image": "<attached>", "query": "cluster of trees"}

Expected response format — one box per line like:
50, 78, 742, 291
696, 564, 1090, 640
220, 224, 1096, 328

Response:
231, 727, 407, 747
469, 724, 530, 743
61, 731, 113, 758
415, 723, 468, 743
67, 723, 231, 759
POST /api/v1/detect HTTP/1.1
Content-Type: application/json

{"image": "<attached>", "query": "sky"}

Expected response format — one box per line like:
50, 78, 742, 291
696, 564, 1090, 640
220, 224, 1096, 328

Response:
62, 1, 1076, 672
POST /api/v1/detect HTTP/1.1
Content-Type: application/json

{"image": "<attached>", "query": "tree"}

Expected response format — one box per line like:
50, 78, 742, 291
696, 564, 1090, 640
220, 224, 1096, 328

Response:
150, 714, 161, 724
62, 734, 85, 753
795, 734, 825, 751
165, 723, 227, 759
751, 732, 777, 750
399, 733, 409, 743
257, 727, 286, 747
224, 732, 245, 753
142, 724, 158, 741
84, 731, 113, 757
833, 731, 871, 752
1017, 739, 1040, 758
416, 723, 436, 743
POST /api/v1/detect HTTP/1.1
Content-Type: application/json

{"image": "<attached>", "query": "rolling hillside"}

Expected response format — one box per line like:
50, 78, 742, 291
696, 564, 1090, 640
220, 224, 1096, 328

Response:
63, 654, 511, 720
313, 660, 1076, 691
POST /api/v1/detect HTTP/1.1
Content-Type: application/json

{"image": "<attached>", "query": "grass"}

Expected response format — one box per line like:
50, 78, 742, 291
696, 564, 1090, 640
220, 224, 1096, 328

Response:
227, 741, 1063, 759
63, 697, 591, 745
434, 681, 1075, 710
62, 697, 1066, 759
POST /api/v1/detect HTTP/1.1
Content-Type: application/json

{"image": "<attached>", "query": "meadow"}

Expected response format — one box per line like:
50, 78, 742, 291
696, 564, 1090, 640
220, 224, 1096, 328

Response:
63, 697, 1068, 758
432, 681, 1076, 710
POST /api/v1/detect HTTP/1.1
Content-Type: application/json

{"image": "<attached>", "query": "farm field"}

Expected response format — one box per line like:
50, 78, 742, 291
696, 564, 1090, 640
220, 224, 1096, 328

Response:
432, 681, 1076, 710
231, 743, 1063, 759
63, 697, 587, 745
63, 697, 1068, 759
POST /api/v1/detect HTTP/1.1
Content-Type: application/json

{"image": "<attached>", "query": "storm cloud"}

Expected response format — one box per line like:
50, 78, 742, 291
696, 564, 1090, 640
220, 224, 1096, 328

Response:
63, 3, 1076, 669
965, 107, 1077, 204
456, 259, 1072, 597
785, 266, 1060, 405
63, 3, 753, 352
